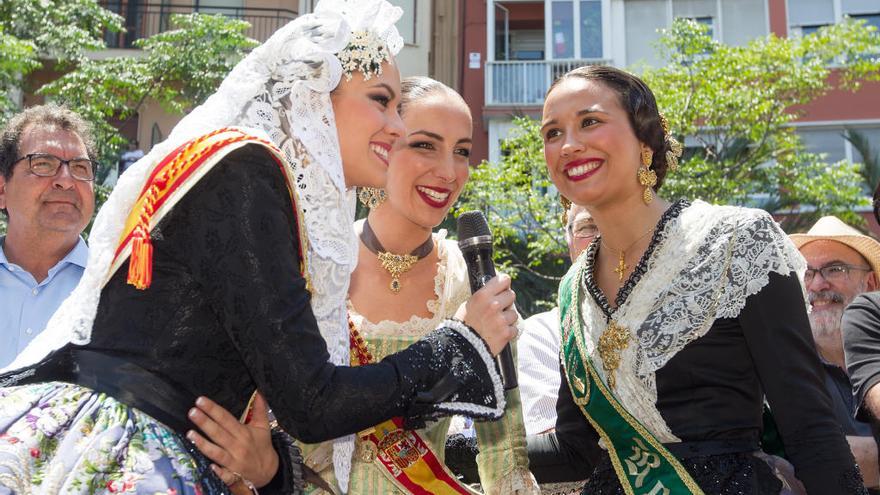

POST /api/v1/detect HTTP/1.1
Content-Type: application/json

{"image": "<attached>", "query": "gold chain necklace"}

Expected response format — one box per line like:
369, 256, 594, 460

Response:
360, 219, 434, 293
600, 222, 657, 283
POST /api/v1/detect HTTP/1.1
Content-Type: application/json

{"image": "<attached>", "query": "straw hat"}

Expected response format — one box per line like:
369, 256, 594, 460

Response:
790, 216, 880, 275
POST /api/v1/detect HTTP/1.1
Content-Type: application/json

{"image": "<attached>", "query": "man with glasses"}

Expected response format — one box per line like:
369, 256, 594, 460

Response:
0, 104, 96, 367
791, 215, 880, 491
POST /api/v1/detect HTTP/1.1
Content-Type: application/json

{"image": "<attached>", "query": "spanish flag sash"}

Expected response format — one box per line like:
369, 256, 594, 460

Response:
107, 127, 308, 290
558, 262, 704, 495
349, 320, 479, 495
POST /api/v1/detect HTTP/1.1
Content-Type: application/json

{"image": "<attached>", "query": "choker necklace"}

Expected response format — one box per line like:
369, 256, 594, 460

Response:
600, 222, 657, 283
360, 219, 434, 293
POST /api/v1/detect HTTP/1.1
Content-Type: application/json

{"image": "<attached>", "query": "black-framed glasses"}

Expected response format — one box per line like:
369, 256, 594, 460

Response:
14, 153, 96, 182
804, 263, 872, 284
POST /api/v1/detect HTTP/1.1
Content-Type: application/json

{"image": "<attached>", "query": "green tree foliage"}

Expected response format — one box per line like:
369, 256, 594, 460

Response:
0, 2, 258, 235
0, 0, 123, 63
0, 28, 38, 117
39, 14, 257, 162
455, 117, 569, 315
457, 18, 880, 313
0, 0, 123, 119
644, 18, 879, 229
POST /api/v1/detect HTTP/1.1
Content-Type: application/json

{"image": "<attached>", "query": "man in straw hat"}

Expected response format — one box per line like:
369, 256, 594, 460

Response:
791, 215, 880, 491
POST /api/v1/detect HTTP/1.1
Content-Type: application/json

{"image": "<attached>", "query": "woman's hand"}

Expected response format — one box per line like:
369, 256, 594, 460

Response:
455, 273, 518, 355
187, 393, 279, 489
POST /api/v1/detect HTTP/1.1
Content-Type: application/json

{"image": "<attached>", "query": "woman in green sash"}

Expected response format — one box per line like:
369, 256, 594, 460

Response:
528, 65, 866, 494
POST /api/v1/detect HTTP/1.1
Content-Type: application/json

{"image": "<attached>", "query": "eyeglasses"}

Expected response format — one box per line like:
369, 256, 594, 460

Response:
570, 223, 599, 239
14, 153, 96, 182
804, 263, 871, 284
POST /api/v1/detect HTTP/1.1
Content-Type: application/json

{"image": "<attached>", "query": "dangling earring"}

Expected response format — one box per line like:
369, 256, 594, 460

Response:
358, 187, 386, 209
637, 148, 657, 205
560, 195, 572, 224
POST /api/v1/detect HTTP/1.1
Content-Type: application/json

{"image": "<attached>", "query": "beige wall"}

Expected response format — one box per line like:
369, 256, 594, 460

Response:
245, 0, 299, 12
394, 0, 433, 78
137, 100, 184, 153
430, 0, 461, 91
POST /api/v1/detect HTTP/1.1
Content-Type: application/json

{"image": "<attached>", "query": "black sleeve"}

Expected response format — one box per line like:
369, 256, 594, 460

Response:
171, 144, 503, 442
740, 271, 865, 494
843, 292, 880, 423
526, 363, 600, 483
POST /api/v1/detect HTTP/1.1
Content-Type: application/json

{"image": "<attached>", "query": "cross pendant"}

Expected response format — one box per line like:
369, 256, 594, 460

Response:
613, 252, 627, 282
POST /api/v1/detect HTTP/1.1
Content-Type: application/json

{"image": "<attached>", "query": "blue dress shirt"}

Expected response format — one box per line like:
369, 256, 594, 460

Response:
0, 236, 88, 368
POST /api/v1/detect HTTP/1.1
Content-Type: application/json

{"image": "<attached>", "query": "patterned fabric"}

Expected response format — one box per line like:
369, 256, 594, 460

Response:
302, 235, 536, 495
0, 382, 222, 495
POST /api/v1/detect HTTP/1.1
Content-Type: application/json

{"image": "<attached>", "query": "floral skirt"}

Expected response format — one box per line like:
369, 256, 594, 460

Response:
0, 382, 227, 495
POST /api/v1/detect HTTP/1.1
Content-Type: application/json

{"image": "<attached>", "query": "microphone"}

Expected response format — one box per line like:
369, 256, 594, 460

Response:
457, 210, 517, 390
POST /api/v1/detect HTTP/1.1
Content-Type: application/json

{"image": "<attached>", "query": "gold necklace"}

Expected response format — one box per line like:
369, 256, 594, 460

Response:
600, 222, 657, 282
360, 219, 434, 293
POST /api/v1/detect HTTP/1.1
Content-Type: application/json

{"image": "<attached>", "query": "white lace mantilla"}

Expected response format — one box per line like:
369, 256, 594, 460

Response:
576, 200, 807, 442
5, 1, 405, 491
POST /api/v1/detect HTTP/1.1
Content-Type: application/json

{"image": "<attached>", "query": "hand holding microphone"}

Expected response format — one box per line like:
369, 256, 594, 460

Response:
455, 211, 519, 390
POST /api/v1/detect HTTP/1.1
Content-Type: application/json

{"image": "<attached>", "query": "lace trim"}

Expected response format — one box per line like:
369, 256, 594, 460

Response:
349, 232, 469, 338
583, 199, 689, 317
436, 319, 506, 419
573, 201, 807, 444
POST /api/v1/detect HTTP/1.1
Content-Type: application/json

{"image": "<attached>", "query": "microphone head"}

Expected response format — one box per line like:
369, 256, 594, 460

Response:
457, 210, 491, 241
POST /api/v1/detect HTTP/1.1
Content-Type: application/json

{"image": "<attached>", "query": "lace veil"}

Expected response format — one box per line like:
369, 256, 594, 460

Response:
5, 0, 404, 490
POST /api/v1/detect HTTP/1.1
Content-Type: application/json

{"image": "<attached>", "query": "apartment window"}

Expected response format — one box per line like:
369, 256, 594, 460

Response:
388, 0, 417, 44
550, 0, 604, 59
552, 1, 575, 58
850, 13, 880, 30
849, 127, 880, 164
672, 0, 720, 41
800, 24, 831, 36
790, 0, 879, 35
693, 16, 715, 38
799, 128, 848, 164
789, 0, 835, 29
580, 0, 602, 58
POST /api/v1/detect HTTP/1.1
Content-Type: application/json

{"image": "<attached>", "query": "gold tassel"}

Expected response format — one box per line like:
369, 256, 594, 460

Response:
127, 225, 153, 290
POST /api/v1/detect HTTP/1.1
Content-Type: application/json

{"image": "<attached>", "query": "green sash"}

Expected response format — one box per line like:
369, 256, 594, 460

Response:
558, 262, 705, 495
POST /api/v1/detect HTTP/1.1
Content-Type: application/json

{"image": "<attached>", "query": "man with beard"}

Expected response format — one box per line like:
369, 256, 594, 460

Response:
791, 215, 880, 492
0, 105, 95, 368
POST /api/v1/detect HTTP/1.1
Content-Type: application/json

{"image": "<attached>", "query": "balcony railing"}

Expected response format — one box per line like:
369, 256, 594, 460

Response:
100, 2, 298, 48
485, 59, 610, 106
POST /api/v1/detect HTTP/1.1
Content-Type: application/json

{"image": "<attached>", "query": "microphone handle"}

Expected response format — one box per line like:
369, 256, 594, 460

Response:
464, 247, 518, 390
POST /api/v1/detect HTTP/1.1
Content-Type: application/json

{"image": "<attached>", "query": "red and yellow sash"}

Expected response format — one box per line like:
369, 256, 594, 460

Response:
349, 320, 478, 495
108, 127, 308, 290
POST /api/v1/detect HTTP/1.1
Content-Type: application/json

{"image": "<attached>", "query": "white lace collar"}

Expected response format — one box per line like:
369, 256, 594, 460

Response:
348, 230, 470, 338
574, 200, 807, 442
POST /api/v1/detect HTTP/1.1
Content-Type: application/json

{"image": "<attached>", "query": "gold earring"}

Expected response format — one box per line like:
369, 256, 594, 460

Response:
637, 166, 657, 205
358, 187, 386, 209
560, 195, 572, 224
637, 147, 657, 204
640, 148, 653, 167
